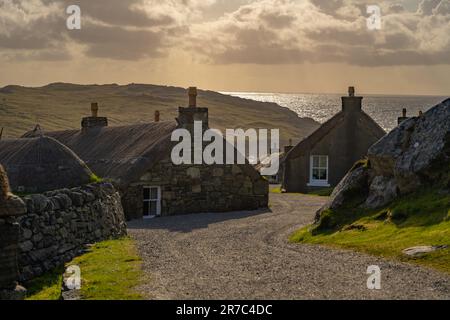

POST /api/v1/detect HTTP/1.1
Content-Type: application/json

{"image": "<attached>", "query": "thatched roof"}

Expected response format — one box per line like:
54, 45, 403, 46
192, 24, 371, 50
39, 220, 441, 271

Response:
0, 136, 93, 193
24, 121, 178, 187
286, 111, 385, 159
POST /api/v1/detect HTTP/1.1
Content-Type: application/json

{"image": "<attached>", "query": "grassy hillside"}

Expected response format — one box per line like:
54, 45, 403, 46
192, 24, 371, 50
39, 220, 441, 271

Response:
0, 83, 318, 145
290, 189, 450, 274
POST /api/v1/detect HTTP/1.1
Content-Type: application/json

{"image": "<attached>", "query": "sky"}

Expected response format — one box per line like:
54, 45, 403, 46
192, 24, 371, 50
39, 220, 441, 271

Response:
0, 0, 449, 95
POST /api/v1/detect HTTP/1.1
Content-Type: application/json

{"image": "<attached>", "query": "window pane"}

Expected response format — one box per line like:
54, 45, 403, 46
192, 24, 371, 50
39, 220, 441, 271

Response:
313, 156, 320, 167
320, 156, 328, 168
150, 201, 157, 215
143, 202, 149, 216
319, 169, 328, 180
150, 188, 158, 200
313, 169, 320, 180
143, 188, 150, 200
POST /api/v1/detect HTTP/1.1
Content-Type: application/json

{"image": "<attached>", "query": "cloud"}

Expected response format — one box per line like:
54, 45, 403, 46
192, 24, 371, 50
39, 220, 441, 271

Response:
188, 0, 450, 67
0, 0, 449, 67
0, 0, 216, 61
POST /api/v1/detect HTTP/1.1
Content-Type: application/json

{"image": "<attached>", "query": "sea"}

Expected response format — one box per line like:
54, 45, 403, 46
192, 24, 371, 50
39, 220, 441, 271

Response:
223, 92, 448, 132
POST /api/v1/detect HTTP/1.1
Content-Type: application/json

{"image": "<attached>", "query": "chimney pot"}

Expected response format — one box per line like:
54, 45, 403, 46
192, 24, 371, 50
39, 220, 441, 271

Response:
82, 103, 108, 129
348, 86, 355, 97
188, 87, 197, 108
403, 108, 407, 118
155, 110, 160, 122
91, 102, 99, 118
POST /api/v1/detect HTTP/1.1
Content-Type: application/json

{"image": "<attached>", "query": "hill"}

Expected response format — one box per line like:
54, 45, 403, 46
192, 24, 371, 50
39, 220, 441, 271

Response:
0, 83, 319, 146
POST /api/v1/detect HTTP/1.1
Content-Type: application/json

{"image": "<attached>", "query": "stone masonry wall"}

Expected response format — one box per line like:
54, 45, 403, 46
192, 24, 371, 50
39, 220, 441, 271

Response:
122, 157, 269, 220
17, 183, 127, 281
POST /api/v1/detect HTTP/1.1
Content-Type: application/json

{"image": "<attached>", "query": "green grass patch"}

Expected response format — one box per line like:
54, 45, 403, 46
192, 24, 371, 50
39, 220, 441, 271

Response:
90, 174, 103, 183
25, 267, 64, 300
25, 237, 144, 300
270, 186, 282, 193
290, 189, 450, 274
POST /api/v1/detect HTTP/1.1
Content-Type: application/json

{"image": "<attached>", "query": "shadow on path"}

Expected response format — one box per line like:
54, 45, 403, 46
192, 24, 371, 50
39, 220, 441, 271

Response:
127, 208, 272, 233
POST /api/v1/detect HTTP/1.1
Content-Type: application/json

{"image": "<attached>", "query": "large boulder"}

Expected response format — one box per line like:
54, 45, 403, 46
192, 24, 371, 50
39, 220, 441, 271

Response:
315, 162, 369, 222
368, 99, 450, 193
315, 99, 450, 222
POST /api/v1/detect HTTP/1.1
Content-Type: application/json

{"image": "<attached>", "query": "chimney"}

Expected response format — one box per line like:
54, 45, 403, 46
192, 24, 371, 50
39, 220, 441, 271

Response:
188, 87, 197, 108
91, 102, 99, 117
82, 103, 108, 129
397, 108, 409, 125
177, 87, 209, 131
342, 86, 362, 113
155, 110, 160, 122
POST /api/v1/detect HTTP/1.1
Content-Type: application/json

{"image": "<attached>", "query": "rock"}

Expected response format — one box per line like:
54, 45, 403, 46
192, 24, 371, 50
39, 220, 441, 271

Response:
22, 228, 32, 240
69, 192, 84, 206
365, 176, 398, 209
315, 164, 369, 222
368, 99, 450, 194
403, 245, 448, 257
0, 285, 27, 301
316, 99, 450, 219
0, 195, 27, 217
213, 168, 224, 177
55, 194, 72, 209
186, 167, 201, 179
19, 241, 33, 252
29, 194, 50, 213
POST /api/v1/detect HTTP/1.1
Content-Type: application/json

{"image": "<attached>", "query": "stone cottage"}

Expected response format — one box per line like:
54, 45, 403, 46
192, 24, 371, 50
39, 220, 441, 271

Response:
24, 88, 269, 220
282, 87, 386, 193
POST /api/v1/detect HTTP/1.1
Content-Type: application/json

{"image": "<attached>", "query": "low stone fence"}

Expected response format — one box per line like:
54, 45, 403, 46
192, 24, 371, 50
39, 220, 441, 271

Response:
17, 183, 127, 281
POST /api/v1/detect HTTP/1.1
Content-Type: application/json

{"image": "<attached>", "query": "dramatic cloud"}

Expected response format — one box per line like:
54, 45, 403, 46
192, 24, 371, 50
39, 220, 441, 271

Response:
0, 0, 449, 66
0, 0, 216, 60
190, 0, 450, 66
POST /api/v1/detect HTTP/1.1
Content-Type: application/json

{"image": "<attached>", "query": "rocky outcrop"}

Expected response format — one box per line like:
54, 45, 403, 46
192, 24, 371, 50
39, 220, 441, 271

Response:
368, 98, 450, 194
315, 163, 369, 221
18, 183, 127, 281
316, 99, 450, 222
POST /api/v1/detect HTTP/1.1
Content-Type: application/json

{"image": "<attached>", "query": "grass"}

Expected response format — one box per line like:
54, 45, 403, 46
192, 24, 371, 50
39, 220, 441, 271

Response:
308, 187, 334, 197
89, 173, 103, 183
0, 83, 319, 146
290, 189, 450, 274
25, 237, 144, 300
25, 267, 64, 300
270, 186, 282, 193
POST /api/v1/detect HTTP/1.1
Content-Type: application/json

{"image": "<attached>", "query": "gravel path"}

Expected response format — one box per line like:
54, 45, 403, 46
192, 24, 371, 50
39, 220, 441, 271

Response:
128, 193, 450, 300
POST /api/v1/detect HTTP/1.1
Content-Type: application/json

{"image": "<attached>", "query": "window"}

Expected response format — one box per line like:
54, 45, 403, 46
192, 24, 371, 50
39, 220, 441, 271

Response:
143, 186, 161, 218
308, 155, 330, 187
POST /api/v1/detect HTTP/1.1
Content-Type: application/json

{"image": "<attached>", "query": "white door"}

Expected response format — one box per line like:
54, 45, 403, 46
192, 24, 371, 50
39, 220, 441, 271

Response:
143, 186, 161, 218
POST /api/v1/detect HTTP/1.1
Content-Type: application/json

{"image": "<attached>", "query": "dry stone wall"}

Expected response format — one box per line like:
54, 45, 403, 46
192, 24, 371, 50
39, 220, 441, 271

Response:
17, 183, 127, 281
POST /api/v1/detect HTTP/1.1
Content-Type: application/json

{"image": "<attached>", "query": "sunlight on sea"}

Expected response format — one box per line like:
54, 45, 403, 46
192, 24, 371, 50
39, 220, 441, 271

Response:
223, 92, 447, 132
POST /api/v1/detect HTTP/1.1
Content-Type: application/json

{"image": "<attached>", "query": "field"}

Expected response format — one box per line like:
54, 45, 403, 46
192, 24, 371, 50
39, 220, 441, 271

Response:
0, 83, 318, 146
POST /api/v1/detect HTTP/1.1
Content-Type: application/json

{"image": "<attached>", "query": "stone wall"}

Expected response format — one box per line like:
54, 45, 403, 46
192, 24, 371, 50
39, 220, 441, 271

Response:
0, 164, 27, 300
17, 183, 127, 281
122, 157, 269, 220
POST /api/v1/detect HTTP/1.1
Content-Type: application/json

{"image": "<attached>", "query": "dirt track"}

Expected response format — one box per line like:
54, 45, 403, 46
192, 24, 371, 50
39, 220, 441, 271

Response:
128, 193, 450, 300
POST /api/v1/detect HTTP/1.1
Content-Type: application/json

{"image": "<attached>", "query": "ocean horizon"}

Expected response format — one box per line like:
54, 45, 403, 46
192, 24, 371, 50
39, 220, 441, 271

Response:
223, 92, 448, 132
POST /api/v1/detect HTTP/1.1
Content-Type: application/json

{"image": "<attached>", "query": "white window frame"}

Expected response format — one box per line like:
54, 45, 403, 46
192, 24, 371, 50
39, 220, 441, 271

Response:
307, 155, 330, 187
143, 186, 161, 218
